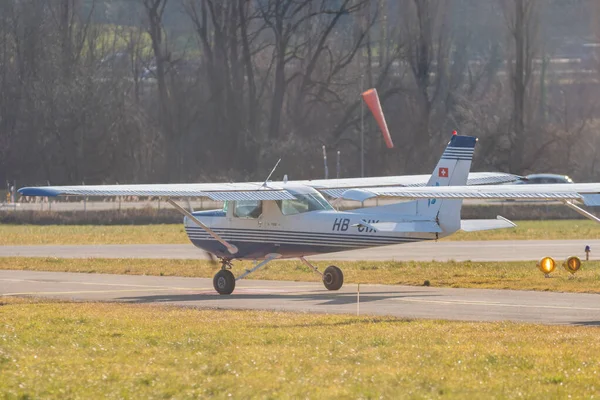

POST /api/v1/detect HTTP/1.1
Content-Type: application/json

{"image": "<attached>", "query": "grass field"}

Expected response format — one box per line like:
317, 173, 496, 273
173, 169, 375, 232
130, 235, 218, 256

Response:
2, 257, 600, 293
1, 297, 599, 398
445, 219, 600, 241
0, 224, 189, 245
0, 220, 599, 245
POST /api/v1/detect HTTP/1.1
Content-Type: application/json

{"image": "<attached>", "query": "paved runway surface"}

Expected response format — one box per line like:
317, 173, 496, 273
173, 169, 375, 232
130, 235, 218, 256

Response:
0, 240, 597, 261
2, 270, 600, 325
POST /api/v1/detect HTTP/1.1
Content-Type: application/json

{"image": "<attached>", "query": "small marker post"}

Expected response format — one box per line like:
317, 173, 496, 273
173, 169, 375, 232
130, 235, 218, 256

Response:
357, 283, 360, 316
585, 245, 591, 261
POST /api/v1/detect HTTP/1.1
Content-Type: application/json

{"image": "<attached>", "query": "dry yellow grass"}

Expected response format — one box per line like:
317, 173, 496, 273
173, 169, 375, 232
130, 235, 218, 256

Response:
1, 297, 599, 398
2, 257, 600, 293
446, 219, 600, 241
1, 220, 599, 245
0, 224, 188, 245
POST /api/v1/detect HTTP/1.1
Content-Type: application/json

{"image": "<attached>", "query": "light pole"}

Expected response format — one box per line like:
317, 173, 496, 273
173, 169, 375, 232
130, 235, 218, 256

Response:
322, 145, 328, 179
360, 74, 364, 177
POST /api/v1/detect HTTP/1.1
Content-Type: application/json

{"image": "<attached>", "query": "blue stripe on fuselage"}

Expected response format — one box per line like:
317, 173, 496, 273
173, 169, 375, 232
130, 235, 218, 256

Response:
185, 227, 432, 259
188, 238, 430, 259
185, 226, 423, 239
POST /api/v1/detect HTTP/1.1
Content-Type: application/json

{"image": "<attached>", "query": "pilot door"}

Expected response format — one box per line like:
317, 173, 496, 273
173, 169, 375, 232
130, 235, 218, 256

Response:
229, 200, 263, 230
228, 200, 280, 257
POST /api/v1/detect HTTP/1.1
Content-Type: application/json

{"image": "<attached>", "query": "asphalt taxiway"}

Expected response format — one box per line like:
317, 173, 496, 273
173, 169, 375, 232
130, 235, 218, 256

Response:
2, 270, 599, 325
0, 239, 597, 261
2, 240, 599, 325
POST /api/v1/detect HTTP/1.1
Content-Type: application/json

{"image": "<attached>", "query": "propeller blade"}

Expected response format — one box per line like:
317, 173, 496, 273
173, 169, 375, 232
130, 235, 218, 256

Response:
205, 251, 218, 266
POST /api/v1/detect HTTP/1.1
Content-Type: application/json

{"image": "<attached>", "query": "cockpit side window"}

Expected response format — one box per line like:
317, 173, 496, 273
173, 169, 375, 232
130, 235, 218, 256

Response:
276, 193, 333, 215
233, 200, 262, 218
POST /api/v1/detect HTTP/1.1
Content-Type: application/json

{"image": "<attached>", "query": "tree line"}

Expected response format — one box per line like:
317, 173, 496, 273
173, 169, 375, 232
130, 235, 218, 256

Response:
1, 0, 599, 186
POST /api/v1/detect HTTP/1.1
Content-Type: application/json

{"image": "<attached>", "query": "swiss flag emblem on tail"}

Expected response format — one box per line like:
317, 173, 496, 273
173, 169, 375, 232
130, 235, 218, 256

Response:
438, 167, 449, 177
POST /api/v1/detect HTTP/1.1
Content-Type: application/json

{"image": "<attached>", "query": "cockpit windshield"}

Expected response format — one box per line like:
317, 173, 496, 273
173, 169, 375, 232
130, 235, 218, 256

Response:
276, 192, 334, 215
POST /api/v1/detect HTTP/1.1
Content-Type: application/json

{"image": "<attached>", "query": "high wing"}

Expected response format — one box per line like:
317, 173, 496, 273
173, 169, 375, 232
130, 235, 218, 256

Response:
299, 172, 519, 198
339, 183, 600, 206
18, 183, 295, 201
18, 172, 519, 199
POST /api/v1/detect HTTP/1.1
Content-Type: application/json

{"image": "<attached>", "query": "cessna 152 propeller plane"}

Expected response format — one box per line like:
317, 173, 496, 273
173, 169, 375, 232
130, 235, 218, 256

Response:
19, 133, 600, 295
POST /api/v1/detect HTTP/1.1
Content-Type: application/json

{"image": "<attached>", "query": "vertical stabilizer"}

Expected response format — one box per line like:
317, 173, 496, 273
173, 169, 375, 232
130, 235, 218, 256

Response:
417, 134, 477, 233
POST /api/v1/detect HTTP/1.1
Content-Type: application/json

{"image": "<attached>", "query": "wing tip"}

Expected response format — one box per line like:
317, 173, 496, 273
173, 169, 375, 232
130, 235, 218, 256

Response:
17, 187, 60, 197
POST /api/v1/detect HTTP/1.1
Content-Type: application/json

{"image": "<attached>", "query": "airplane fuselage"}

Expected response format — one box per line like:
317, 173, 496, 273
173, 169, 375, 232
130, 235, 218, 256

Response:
185, 201, 440, 260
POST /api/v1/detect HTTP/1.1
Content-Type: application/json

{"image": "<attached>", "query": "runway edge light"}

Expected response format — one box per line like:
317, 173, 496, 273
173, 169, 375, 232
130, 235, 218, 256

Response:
563, 256, 582, 275
537, 256, 556, 277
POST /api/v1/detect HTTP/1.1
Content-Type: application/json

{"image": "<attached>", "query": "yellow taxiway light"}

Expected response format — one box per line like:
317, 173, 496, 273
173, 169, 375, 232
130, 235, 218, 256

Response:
537, 256, 556, 275
563, 256, 582, 274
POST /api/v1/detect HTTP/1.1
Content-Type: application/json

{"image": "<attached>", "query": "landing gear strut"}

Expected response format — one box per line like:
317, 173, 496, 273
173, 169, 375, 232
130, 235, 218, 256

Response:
300, 257, 344, 291
212, 254, 281, 295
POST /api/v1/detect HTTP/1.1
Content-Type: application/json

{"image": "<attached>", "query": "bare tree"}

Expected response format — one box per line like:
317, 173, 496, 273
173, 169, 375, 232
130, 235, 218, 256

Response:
1, 0, 598, 185
142, 0, 177, 180
501, 0, 539, 173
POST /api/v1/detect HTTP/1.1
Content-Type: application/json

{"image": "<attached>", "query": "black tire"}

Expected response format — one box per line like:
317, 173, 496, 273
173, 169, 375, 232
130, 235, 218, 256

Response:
323, 265, 343, 291
213, 270, 236, 295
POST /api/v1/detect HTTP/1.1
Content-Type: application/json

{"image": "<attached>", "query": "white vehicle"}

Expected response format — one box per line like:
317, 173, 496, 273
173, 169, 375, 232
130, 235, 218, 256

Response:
20, 133, 600, 295
519, 174, 574, 184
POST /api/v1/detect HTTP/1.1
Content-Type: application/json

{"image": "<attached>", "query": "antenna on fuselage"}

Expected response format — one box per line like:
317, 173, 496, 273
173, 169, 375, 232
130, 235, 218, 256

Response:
262, 158, 282, 188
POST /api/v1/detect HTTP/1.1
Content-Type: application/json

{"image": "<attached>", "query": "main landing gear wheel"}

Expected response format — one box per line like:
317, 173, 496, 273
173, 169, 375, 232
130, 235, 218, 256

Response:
323, 265, 344, 291
213, 270, 236, 295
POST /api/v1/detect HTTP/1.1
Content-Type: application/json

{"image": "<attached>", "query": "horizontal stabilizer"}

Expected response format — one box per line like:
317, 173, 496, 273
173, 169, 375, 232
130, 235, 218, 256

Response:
461, 216, 516, 232
360, 220, 442, 233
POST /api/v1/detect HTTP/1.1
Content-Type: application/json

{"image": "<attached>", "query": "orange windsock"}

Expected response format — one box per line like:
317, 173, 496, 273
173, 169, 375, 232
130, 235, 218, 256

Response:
361, 88, 394, 149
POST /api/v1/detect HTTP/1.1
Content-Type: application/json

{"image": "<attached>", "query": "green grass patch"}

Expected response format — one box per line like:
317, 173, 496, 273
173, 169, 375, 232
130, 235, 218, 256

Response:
0, 220, 599, 245
0, 298, 599, 398
2, 257, 600, 294
446, 219, 600, 241
0, 224, 188, 245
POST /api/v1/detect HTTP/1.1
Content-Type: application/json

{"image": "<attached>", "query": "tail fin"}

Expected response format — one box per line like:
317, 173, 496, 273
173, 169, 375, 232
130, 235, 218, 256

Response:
417, 134, 477, 233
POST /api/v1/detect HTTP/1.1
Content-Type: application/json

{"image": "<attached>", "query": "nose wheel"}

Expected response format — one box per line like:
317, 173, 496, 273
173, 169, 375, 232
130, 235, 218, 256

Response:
213, 270, 235, 295
322, 265, 344, 291
213, 255, 281, 295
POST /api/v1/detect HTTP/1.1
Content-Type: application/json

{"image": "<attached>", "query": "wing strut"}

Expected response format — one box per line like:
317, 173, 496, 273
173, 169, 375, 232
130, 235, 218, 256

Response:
562, 200, 600, 224
166, 198, 238, 254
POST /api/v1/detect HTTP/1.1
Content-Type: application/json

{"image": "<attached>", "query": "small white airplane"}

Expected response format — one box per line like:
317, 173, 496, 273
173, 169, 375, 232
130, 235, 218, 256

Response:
19, 133, 600, 295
